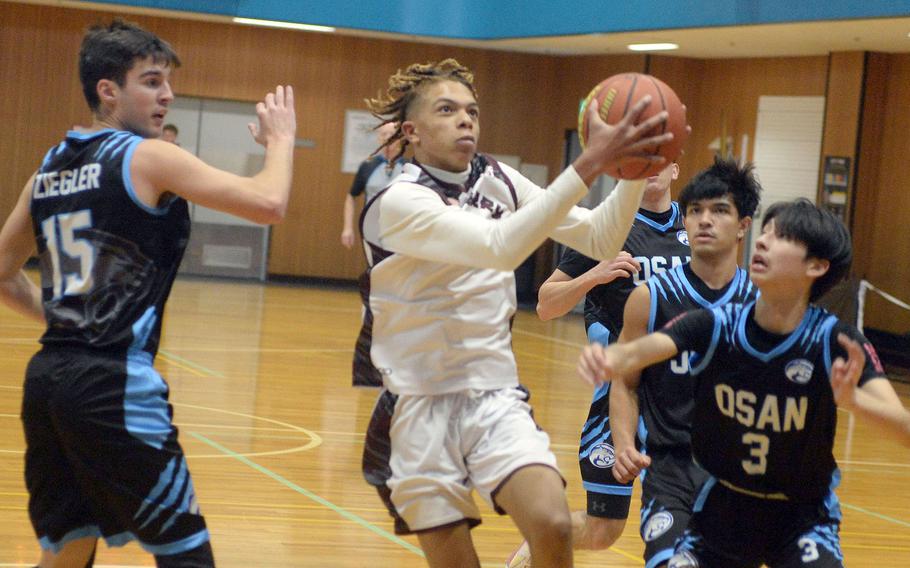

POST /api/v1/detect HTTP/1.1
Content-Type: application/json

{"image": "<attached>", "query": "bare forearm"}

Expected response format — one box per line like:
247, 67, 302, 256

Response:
850, 387, 910, 447
343, 195, 356, 231
0, 271, 44, 323
252, 137, 295, 219
609, 378, 640, 450
537, 275, 598, 320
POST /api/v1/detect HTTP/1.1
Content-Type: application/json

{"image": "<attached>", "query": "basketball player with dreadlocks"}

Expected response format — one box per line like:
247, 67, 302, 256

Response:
353, 58, 683, 567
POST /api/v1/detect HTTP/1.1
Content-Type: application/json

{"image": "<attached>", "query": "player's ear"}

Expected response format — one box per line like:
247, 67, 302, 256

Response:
96, 79, 119, 107
806, 257, 830, 279
670, 162, 679, 180
737, 216, 752, 241
401, 120, 419, 145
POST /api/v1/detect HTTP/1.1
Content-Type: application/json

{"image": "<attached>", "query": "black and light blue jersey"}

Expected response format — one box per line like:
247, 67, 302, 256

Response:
637, 264, 756, 452
663, 302, 884, 502
30, 129, 190, 357
558, 202, 690, 337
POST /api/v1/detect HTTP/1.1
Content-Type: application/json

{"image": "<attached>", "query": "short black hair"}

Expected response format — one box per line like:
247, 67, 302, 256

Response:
163, 123, 179, 134
679, 157, 761, 219
79, 19, 180, 112
761, 198, 852, 302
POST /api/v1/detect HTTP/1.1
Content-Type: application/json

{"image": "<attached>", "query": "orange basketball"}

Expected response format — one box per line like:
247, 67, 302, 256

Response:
578, 73, 688, 180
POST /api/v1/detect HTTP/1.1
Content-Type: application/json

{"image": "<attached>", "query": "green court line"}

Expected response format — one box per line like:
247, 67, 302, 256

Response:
841, 502, 910, 529
188, 431, 425, 557
159, 349, 225, 378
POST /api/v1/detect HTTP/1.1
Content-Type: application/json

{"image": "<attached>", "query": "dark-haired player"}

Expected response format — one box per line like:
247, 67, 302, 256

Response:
607, 157, 761, 568
507, 161, 690, 567
0, 19, 295, 567
579, 199, 910, 568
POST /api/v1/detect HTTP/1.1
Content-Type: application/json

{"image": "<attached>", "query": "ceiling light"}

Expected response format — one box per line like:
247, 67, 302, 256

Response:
233, 17, 335, 33
627, 43, 679, 52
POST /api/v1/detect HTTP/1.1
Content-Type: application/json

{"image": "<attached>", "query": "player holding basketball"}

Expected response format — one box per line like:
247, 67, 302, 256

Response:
507, 160, 690, 567
608, 158, 759, 568
0, 20, 295, 567
355, 58, 681, 567
578, 199, 910, 567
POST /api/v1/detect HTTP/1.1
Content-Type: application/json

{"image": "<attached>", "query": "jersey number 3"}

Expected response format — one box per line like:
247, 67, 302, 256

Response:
741, 432, 770, 475
41, 210, 94, 299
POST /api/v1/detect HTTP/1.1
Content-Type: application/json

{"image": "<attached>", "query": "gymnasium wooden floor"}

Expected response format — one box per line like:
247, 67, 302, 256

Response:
1, 274, 909, 567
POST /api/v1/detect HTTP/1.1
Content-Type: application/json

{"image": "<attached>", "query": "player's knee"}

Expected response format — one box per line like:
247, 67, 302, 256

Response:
527, 509, 572, 545
587, 517, 624, 549
667, 550, 700, 568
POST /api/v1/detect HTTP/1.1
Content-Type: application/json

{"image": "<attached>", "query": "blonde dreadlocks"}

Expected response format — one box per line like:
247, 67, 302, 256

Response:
367, 59, 476, 163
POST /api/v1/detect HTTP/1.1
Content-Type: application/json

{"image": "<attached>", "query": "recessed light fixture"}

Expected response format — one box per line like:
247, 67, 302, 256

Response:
627, 42, 679, 52
233, 17, 335, 33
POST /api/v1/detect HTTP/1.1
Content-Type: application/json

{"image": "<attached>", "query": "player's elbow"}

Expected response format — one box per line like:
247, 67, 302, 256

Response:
251, 195, 288, 225
536, 303, 556, 321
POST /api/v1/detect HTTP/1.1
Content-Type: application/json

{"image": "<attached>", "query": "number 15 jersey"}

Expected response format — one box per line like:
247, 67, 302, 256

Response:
29, 129, 190, 357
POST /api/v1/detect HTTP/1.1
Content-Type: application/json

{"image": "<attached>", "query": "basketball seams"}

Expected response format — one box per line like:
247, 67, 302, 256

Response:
617, 74, 640, 179
629, 75, 670, 180
578, 72, 686, 180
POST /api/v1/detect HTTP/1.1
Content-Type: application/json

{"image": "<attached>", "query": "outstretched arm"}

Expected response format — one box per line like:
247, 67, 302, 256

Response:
577, 328, 679, 388
378, 97, 676, 271
0, 177, 44, 322
832, 333, 910, 447
131, 86, 297, 225
608, 284, 652, 482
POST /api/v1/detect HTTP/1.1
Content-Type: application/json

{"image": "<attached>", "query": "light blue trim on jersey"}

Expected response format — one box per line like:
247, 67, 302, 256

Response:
692, 476, 717, 513
96, 131, 132, 161
806, 523, 844, 561
137, 458, 188, 531
736, 301, 815, 362
689, 308, 724, 376
635, 201, 680, 232
677, 266, 749, 310
125, 355, 172, 449
66, 128, 119, 140
587, 321, 611, 346
590, 382, 611, 404
139, 529, 210, 556
824, 468, 843, 522
587, 323, 612, 404
103, 528, 210, 555
579, 421, 610, 449
39, 525, 103, 553
122, 136, 172, 216
582, 480, 633, 496
819, 315, 840, 376
125, 308, 172, 449
640, 498, 654, 524
39, 147, 57, 172
41, 525, 209, 556
647, 278, 662, 333
647, 549, 674, 568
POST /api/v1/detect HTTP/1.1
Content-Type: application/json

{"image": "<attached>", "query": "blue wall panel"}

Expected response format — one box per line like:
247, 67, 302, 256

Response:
86, 0, 910, 39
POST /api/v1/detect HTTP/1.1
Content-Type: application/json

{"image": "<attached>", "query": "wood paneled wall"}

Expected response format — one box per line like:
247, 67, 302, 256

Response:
651, 55, 830, 190
4, 3, 908, 328
852, 53, 910, 333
